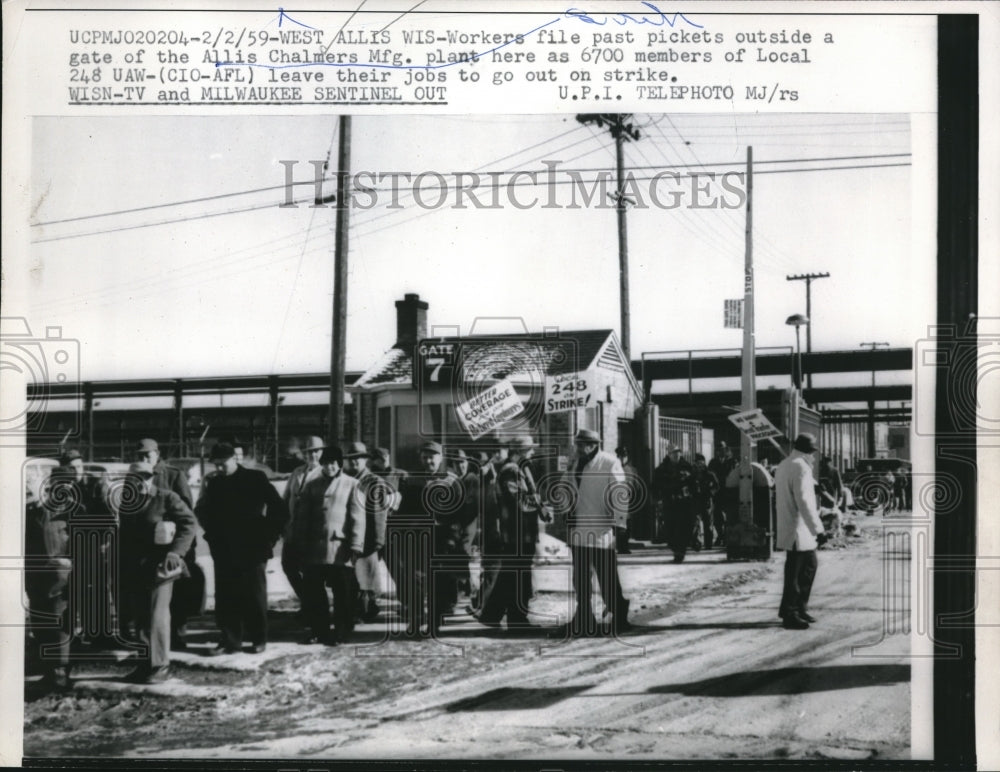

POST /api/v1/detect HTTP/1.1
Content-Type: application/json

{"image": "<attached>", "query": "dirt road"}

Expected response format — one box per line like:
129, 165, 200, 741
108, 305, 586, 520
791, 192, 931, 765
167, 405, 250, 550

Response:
23, 518, 911, 762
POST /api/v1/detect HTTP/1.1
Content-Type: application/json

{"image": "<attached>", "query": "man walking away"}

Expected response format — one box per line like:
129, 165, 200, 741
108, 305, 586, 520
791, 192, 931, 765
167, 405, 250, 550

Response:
196, 443, 288, 655
775, 433, 825, 630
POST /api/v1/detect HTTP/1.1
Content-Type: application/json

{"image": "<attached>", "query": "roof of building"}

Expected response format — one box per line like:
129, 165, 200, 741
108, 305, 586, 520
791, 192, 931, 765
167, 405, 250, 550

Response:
352, 329, 636, 391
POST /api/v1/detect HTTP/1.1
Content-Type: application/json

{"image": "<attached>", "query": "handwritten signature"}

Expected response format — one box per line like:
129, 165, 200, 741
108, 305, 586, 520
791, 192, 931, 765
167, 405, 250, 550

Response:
564, 2, 703, 29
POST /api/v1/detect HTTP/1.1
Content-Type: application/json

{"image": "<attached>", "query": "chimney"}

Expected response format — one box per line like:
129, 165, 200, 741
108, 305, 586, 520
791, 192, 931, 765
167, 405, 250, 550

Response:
395, 293, 428, 348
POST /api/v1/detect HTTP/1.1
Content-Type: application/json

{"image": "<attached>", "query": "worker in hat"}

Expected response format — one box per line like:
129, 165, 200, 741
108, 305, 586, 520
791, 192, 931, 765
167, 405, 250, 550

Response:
775, 433, 825, 629
291, 446, 365, 645
708, 441, 737, 546
116, 461, 197, 683
195, 443, 289, 655
134, 438, 200, 653
557, 429, 630, 637
652, 442, 697, 563
343, 441, 399, 624
389, 440, 455, 636
24, 463, 78, 693
475, 435, 550, 630
281, 435, 327, 609
447, 449, 481, 601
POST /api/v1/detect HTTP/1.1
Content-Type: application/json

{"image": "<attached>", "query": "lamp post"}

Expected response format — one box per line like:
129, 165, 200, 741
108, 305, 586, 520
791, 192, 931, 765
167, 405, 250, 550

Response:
785, 313, 809, 390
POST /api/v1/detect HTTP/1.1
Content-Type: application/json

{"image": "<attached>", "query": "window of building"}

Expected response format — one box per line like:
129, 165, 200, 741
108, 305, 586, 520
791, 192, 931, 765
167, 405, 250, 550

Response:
377, 406, 391, 453
395, 403, 443, 471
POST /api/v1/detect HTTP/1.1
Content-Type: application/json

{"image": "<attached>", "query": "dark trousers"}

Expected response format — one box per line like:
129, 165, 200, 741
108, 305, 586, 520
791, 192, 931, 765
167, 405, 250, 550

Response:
385, 526, 429, 632
26, 568, 71, 676
477, 553, 533, 625
668, 500, 696, 559
170, 543, 204, 640
302, 564, 355, 641
779, 549, 818, 619
124, 578, 174, 669
213, 558, 268, 649
280, 543, 308, 604
699, 506, 716, 550
569, 545, 627, 634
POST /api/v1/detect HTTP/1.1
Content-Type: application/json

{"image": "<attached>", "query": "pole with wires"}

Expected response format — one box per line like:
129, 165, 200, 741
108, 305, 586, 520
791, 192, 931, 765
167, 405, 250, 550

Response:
329, 115, 351, 445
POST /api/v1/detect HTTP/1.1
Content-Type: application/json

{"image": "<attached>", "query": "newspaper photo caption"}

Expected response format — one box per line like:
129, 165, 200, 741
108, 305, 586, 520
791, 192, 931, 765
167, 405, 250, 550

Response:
35, 3, 934, 113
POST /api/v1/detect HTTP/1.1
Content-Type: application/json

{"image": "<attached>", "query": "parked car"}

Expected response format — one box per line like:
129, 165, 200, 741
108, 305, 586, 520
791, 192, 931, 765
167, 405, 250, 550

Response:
24, 456, 59, 503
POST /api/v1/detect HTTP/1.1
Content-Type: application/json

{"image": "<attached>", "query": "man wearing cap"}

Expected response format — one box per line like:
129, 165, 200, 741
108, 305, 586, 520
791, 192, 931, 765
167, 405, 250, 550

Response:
292, 446, 365, 644
343, 441, 398, 624
116, 461, 197, 683
561, 429, 630, 636
24, 463, 78, 692
135, 438, 199, 652
476, 435, 549, 629
196, 443, 288, 654
653, 444, 697, 563
448, 449, 481, 600
281, 436, 327, 607
390, 441, 452, 635
371, 447, 408, 491
775, 433, 826, 630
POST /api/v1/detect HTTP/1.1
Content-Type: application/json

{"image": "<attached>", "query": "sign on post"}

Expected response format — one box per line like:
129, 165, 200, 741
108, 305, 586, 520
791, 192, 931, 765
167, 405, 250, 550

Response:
724, 299, 744, 329
544, 370, 594, 414
454, 378, 524, 440
728, 408, 782, 441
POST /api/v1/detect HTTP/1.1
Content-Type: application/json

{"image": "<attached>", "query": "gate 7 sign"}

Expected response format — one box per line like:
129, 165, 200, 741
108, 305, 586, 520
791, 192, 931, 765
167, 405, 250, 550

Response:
415, 340, 457, 389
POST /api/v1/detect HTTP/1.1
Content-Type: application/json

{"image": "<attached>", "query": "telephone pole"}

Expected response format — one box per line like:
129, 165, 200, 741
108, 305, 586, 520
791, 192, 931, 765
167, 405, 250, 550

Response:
329, 115, 352, 445
575, 113, 641, 361
785, 271, 830, 390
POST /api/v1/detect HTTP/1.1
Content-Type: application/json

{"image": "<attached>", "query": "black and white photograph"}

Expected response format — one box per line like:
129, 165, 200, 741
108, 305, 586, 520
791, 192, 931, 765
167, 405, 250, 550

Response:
1, 1, 995, 768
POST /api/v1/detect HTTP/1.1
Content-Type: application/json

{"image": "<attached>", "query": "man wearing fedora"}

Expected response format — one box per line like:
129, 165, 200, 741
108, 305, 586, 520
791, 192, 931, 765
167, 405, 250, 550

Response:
475, 435, 549, 629
116, 462, 197, 683
281, 436, 327, 607
562, 429, 630, 636
196, 443, 288, 655
292, 446, 365, 645
343, 441, 399, 624
775, 433, 826, 630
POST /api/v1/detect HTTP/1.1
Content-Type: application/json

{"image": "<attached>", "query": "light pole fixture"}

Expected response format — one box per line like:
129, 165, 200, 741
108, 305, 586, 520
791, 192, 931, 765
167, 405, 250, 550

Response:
785, 313, 810, 389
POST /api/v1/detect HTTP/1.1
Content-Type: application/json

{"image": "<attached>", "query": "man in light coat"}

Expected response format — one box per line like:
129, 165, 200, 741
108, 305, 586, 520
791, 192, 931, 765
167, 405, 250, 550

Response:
292, 446, 365, 645
343, 441, 398, 623
562, 429, 630, 636
281, 435, 326, 606
774, 433, 825, 630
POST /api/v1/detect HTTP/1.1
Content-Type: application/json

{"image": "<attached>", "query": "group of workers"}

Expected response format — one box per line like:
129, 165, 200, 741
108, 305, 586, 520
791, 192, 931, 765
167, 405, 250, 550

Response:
25, 429, 634, 690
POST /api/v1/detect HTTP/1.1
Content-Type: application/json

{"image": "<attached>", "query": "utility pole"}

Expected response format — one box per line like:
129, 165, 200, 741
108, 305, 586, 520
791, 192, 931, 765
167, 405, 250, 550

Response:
729, 146, 768, 561
329, 115, 352, 445
575, 113, 640, 361
860, 341, 890, 457
785, 272, 830, 390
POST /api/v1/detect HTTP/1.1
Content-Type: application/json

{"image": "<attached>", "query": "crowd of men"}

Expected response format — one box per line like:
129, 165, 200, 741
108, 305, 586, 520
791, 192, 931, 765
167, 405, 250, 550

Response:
25, 429, 637, 690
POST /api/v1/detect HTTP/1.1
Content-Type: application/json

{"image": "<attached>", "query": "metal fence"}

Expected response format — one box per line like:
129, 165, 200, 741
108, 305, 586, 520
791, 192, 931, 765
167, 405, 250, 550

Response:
657, 416, 703, 464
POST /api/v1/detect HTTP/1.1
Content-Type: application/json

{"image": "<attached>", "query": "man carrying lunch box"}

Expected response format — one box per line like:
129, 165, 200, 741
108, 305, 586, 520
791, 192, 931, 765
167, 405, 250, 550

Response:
116, 461, 197, 684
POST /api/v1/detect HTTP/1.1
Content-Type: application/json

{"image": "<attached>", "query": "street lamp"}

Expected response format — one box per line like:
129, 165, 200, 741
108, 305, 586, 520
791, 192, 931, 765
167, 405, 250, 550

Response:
785, 314, 809, 390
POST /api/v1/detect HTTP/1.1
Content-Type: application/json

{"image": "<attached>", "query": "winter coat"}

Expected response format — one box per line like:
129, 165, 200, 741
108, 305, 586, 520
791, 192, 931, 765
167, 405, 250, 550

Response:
774, 450, 825, 551
152, 460, 193, 509
482, 460, 540, 554
118, 487, 198, 586
283, 463, 324, 540
563, 450, 625, 549
195, 465, 289, 563
352, 467, 396, 557
291, 471, 365, 566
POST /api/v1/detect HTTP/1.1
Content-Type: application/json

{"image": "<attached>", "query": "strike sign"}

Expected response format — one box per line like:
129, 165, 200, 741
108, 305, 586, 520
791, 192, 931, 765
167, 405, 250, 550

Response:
455, 378, 524, 440
545, 370, 594, 414
728, 408, 782, 441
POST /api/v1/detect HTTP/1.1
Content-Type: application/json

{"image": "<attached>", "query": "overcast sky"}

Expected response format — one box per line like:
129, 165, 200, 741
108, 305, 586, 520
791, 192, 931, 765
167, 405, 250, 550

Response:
25, 113, 922, 390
